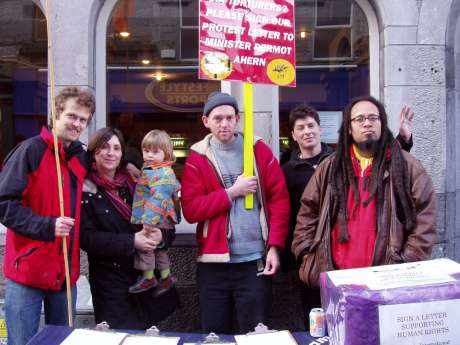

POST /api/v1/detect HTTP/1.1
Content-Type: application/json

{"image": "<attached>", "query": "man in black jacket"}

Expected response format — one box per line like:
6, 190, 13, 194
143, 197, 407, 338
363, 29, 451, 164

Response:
281, 106, 334, 273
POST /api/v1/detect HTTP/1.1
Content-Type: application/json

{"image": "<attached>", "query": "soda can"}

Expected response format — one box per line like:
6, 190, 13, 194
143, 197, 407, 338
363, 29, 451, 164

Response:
309, 307, 326, 337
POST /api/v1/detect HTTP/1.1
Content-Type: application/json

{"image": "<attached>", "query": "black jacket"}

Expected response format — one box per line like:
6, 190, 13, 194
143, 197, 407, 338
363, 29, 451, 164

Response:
281, 143, 334, 271
80, 178, 177, 329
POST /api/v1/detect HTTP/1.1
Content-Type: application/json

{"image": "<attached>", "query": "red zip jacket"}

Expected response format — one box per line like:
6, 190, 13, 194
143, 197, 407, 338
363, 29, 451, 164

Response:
181, 134, 289, 262
0, 127, 87, 290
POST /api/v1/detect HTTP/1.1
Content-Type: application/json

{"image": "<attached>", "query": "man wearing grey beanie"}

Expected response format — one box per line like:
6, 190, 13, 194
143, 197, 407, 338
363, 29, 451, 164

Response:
181, 91, 290, 333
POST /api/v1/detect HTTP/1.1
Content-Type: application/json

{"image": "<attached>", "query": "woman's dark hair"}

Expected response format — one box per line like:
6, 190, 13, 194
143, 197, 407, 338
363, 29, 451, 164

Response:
87, 127, 126, 165
330, 95, 416, 242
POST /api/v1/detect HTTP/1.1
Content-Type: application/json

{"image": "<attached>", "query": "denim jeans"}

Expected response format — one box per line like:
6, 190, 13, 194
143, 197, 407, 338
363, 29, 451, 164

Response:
5, 279, 76, 345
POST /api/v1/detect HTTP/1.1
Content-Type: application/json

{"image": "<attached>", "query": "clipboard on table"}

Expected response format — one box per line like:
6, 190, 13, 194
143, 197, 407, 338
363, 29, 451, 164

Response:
234, 323, 298, 345
183, 332, 236, 345
121, 326, 180, 345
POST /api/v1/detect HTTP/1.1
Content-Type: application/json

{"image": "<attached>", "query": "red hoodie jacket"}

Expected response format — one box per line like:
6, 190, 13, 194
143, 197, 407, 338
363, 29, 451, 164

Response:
181, 134, 289, 262
331, 148, 377, 269
0, 127, 87, 290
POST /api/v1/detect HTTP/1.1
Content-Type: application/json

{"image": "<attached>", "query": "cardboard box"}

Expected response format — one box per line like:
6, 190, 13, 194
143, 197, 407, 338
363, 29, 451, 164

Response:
320, 259, 460, 345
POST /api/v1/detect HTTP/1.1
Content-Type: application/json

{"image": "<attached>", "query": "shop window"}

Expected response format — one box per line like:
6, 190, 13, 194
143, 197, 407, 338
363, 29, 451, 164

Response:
107, 0, 219, 179
180, 0, 198, 60
314, 29, 351, 59
279, 0, 369, 153
180, 0, 198, 26
0, 1, 47, 163
316, 0, 352, 26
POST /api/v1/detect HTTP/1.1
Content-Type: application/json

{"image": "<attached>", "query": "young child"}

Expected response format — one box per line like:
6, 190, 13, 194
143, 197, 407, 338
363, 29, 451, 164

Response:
130, 129, 180, 294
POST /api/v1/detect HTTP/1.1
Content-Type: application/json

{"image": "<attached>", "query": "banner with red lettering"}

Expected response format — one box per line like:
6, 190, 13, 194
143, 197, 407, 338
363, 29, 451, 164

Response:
199, 0, 296, 87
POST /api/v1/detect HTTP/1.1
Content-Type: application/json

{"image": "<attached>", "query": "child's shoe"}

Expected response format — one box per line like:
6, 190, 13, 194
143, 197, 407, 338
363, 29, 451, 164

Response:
154, 275, 176, 296
129, 276, 158, 293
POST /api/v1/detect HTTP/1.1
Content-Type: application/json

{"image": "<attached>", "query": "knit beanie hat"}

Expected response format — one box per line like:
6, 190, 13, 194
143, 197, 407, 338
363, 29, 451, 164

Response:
203, 92, 239, 117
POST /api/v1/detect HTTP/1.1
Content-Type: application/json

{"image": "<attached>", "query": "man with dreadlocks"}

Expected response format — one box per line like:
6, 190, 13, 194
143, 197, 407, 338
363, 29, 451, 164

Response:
291, 96, 437, 288
282, 104, 414, 329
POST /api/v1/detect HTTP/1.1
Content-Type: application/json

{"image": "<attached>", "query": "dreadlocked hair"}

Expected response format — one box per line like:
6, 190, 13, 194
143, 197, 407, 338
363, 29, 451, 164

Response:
330, 96, 416, 243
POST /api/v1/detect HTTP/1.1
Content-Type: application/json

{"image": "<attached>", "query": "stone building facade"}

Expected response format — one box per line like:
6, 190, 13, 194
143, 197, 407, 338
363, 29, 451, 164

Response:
1, 0, 460, 331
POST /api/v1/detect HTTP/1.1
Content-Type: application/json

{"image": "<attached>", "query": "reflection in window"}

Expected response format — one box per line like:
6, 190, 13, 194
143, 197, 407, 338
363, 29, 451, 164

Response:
181, 0, 198, 27
314, 29, 351, 59
280, 0, 369, 152
107, 0, 219, 179
316, 0, 352, 26
0, 1, 47, 162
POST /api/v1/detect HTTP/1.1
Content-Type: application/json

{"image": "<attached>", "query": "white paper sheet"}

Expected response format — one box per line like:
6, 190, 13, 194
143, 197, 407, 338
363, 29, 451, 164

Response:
234, 330, 297, 345
122, 335, 180, 345
60, 329, 128, 345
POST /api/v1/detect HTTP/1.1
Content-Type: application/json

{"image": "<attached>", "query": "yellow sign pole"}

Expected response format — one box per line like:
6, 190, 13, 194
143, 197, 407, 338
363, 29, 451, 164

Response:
45, 0, 73, 327
243, 83, 254, 209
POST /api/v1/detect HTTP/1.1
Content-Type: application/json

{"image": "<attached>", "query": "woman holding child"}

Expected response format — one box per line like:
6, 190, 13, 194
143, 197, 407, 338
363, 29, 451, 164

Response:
80, 127, 177, 329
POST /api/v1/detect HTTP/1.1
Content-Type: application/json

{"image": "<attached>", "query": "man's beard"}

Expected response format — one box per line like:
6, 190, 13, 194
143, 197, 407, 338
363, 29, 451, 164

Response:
356, 139, 379, 155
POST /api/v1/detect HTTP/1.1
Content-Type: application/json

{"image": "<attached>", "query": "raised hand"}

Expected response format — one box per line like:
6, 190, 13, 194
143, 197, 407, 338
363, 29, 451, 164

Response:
399, 105, 414, 143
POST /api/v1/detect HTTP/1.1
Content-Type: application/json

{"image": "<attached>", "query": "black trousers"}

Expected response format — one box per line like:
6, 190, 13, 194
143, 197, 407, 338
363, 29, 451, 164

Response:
197, 260, 272, 334
300, 284, 322, 330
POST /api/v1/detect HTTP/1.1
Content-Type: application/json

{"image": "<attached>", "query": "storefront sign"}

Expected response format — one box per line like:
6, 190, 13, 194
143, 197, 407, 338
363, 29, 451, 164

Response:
145, 80, 219, 112
379, 299, 460, 344
199, 0, 296, 87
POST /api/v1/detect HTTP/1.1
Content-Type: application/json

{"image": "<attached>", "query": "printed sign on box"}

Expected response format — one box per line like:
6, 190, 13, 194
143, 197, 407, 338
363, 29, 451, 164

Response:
379, 299, 460, 345
199, 0, 296, 87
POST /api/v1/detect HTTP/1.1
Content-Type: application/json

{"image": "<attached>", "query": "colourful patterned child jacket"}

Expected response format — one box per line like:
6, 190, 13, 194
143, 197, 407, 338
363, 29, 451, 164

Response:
131, 161, 181, 225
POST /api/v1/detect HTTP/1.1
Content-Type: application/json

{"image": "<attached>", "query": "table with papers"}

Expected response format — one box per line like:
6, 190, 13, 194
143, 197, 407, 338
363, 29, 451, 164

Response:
26, 325, 330, 345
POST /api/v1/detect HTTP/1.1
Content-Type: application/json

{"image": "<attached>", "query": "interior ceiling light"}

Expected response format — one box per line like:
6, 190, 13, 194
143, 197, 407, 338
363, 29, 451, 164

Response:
142, 59, 150, 65
154, 72, 166, 81
119, 31, 131, 38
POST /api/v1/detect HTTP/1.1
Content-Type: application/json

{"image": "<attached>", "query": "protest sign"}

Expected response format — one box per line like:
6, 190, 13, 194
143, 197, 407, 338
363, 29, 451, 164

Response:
199, 0, 296, 87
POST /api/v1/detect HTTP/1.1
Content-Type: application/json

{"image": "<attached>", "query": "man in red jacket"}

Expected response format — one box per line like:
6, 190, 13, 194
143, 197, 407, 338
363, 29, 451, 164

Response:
181, 92, 289, 334
0, 87, 95, 345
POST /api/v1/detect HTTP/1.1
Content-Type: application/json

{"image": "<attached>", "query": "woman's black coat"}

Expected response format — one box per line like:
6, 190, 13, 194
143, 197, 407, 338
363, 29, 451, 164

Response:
80, 178, 178, 329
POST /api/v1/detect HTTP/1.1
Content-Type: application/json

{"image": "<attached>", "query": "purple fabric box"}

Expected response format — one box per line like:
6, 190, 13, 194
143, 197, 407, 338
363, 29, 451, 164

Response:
320, 259, 460, 345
